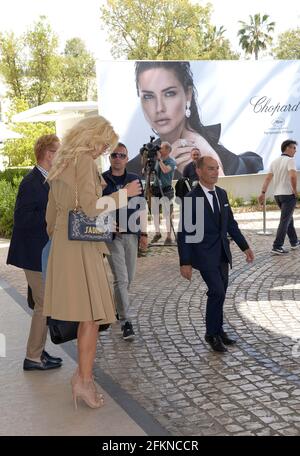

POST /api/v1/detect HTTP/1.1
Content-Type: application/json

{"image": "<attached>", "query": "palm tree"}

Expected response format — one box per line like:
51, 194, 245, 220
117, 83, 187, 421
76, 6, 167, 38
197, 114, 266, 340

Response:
238, 13, 275, 59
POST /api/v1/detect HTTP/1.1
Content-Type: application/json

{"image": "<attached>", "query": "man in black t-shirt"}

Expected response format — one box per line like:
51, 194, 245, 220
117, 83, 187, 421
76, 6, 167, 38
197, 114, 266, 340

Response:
102, 143, 148, 340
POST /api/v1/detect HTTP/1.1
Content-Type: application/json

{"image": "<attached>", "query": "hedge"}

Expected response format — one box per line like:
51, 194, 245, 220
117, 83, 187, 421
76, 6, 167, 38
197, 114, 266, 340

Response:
0, 167, 32, 184
0, 169, 30, 238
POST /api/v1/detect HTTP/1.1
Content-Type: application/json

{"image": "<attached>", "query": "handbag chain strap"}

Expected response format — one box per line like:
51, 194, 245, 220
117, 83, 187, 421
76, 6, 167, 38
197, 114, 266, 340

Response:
74, 156, 79, 212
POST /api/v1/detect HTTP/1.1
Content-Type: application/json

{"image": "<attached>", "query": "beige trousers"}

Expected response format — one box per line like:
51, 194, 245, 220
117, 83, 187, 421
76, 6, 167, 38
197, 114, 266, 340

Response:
24, 269, 48, 361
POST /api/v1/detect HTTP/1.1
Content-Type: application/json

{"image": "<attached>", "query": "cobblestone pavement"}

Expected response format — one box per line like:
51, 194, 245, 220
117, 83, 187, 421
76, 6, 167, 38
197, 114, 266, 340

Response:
1, 209, 300, 436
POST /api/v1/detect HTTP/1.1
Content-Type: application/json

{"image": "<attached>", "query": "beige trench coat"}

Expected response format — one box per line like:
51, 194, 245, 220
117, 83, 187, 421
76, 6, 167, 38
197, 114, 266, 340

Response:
43, 153, 124, 323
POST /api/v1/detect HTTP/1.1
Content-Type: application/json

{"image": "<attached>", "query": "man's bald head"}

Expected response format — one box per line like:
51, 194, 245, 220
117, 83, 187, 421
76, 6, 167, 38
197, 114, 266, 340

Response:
196, 156, 219, 189
196, 156, 218, 169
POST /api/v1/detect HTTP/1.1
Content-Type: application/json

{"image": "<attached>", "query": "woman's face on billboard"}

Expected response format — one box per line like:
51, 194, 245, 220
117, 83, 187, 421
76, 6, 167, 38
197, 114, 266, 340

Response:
137, 67, 192, 141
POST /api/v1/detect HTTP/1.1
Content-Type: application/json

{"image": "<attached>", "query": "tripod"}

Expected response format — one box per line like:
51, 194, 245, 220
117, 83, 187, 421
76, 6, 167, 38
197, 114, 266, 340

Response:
144, 160, 177, 244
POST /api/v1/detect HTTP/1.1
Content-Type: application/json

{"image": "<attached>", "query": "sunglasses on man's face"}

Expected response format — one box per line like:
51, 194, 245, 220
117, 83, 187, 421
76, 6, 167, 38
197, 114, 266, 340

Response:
110, 152, 127, 159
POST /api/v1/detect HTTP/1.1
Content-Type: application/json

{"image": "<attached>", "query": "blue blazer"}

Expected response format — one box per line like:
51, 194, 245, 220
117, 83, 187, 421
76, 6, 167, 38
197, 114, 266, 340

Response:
177, 184, 249, 271
7, 167, 49, 271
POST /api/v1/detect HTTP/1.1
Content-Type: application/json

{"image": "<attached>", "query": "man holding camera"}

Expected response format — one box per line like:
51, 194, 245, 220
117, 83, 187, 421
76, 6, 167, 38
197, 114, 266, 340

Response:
102, 142, 148, 340
150, 142, 176, 245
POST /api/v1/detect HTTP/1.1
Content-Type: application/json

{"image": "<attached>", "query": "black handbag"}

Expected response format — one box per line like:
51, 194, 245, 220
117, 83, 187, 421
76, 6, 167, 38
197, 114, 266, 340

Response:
175, 178, 192, 199
47, 318, 110, 345
68, 210, 113, 242
68, 157, 113, 242
47, 318, 78, 344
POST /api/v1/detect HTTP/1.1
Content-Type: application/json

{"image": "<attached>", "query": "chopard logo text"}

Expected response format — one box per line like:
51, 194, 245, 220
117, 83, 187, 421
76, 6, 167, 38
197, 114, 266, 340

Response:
250, 96, 300, 116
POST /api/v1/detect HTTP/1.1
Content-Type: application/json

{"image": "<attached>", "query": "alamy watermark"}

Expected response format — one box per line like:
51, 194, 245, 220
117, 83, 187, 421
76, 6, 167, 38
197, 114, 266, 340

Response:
95, 193, 205, 243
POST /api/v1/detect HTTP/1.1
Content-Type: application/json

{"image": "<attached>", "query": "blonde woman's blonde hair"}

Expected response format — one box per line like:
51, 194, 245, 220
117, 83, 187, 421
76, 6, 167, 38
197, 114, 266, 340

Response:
47, 115, 118, 181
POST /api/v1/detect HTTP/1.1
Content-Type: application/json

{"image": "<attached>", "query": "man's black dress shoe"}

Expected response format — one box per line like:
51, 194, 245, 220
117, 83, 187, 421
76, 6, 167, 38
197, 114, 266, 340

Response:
41, 350, 63, 364
23, 358, 62, 371
220, 332, 236, 346
205, 334, 228, 353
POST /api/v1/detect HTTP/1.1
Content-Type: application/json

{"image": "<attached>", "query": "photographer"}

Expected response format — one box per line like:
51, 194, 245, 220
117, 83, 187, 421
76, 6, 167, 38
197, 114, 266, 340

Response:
150, 142, 176, 244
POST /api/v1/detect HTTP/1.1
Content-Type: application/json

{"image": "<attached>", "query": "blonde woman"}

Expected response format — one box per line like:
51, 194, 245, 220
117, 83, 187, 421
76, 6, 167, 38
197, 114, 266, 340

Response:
43, 116, 142, 409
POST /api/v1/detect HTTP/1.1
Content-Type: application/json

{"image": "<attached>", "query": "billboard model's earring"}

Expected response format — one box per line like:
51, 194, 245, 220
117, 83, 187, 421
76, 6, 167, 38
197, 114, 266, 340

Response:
185, 101, 191, 118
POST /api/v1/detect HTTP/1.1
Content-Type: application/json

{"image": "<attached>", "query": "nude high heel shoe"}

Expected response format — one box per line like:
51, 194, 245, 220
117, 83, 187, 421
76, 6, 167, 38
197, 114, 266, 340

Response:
71, 369, 104, 401
72, 375, 104, 409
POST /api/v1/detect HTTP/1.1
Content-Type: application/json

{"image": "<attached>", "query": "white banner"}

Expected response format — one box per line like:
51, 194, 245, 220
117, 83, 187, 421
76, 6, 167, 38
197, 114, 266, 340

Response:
97, 60, 300, 176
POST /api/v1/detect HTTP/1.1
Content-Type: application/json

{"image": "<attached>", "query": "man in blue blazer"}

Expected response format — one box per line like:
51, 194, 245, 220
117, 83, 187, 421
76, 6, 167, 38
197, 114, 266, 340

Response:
7, 134, 63, 370
177, 156, 254, 352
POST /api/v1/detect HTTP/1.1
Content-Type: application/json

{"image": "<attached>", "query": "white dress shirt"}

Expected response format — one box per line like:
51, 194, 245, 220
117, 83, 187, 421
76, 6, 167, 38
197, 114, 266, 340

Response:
36, 164, 49, 179
199, 183, 220, 212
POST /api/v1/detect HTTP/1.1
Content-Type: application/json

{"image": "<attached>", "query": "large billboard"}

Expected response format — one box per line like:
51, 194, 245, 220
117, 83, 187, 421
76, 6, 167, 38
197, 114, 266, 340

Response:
97, 60, 300, 177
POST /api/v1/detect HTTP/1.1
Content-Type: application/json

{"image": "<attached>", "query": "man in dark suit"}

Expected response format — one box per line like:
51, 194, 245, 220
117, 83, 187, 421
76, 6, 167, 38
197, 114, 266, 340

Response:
7, 134, 63, 370
177, 156, 254, 353
182, 147, 201, 182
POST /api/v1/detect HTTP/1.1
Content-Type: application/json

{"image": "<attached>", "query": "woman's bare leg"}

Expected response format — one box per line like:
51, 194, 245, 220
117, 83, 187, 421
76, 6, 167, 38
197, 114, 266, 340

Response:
77, 321, 99, 381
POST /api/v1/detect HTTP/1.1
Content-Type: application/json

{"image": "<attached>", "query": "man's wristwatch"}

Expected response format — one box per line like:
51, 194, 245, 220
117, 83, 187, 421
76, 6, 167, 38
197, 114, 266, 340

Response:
261, 191, 266, 194
140, 233, 148, 237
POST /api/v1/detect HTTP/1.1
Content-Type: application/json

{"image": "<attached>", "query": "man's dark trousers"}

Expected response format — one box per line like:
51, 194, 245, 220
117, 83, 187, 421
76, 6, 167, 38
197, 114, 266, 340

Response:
273, 194, 298, 249
200, 261, 229, 336
177, 185, 249, 337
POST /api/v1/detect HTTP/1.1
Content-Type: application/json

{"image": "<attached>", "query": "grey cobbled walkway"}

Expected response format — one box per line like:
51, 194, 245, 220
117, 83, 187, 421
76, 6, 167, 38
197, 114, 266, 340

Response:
1, 208, 300, 436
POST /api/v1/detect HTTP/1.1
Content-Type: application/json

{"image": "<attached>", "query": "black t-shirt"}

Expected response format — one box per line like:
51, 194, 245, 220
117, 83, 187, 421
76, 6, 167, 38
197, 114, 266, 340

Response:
110, 174, 126, 190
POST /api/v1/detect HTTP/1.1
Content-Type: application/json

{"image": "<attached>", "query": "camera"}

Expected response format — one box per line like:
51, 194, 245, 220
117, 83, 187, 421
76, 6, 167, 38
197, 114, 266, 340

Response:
139, 136, 161, 171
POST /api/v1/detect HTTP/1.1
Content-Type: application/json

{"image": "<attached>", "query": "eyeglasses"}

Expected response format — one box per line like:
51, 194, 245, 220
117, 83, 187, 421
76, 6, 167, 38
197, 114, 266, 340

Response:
110, 152, 127, 159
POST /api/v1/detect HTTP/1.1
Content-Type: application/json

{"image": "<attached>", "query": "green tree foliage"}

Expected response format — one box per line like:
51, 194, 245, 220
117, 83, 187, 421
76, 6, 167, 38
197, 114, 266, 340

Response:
0, 176, 23, 238
0, 32, 26, 99
54, 38, 96, 101
0, 16, 96, 107
0, 18, 96, 166
24, 16, 60, 106
0, 16, 59, 106
2, 98, 55, 166
238, 13, 275, 60
273, 28, 300, 59
201, 25, 239, 59
100, 0, 237, 60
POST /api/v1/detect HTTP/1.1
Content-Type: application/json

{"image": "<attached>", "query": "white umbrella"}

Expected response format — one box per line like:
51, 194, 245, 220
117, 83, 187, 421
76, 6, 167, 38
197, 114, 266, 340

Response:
0, 122, 22, 141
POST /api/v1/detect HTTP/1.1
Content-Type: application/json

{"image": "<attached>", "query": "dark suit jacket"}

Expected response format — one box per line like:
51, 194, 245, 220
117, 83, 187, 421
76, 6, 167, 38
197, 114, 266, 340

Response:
7, 166, 49, 271
177, 184, 249, 271
182, 161, 198, 181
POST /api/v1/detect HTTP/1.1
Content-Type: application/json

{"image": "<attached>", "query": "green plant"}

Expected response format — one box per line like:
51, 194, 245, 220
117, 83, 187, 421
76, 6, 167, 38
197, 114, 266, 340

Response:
250, 195, 258, 206
0, 176, 22, 238
0, 167, 31, 184
265, 197, 274, 205
227, 192, 245, 207
227, 192, 235, 206
235, 197, 245, 207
